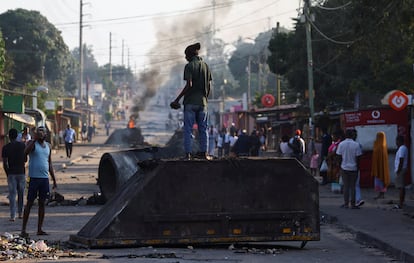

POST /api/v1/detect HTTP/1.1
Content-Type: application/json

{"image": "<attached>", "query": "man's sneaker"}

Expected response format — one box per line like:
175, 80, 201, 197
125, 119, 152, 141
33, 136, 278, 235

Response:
356, 200, 365, 207
393, 204, 402, 209
194, 152, 211, 160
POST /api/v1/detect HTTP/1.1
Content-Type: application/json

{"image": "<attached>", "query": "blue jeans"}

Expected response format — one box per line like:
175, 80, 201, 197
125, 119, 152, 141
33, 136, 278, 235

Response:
7, 173, 26, 219
184, 104, 208, 153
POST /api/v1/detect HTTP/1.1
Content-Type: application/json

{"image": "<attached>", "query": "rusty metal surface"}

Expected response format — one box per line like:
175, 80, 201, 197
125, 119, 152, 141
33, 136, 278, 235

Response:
97, 146, 182, 201
98, 130, 199, 200
72, 158, 320, 248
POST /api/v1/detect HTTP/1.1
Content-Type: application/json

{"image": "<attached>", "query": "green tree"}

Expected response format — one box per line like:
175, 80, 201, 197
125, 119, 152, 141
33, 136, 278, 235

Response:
71, 44, 100, 83
267, 0, 414, 111
0, 9, 71, 91
0, 30, 7, 87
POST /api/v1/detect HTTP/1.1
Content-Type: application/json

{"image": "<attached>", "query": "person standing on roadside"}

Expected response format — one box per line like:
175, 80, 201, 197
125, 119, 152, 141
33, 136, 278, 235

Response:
371, 131, 390, 200
21, 126, 57, 237
336, 129, 362, 209
2, 128, 27, 221
394, 135, 408, 209
352, 129, 364, 207
170, 42, 212, 160
105, 121, 111, 136
216, 128, 224, 158
319, 127, 332, 185
63, 124, 76, 158
289, 129, 305, 161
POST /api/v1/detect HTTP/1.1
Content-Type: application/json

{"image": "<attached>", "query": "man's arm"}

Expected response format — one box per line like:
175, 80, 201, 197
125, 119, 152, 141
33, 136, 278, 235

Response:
397, 157, 404, 173
48, 145, 57, 189
2, 157, 8, 176
206, 80, 211, 98
24, 139, 36, 156
173, 79, 192, 103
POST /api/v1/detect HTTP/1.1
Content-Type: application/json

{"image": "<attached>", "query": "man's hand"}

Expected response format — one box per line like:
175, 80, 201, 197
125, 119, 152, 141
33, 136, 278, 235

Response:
170, 101, 181, 110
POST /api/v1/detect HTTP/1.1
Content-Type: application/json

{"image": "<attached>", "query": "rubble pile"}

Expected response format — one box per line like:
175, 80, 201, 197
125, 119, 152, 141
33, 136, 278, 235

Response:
163, 129, 200, 157
0, 232, 58, 261
104, 128, 146, 146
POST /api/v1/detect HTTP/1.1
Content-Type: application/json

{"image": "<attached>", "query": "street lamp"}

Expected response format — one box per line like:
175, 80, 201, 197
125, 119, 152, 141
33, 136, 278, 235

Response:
32, 85, 48, 110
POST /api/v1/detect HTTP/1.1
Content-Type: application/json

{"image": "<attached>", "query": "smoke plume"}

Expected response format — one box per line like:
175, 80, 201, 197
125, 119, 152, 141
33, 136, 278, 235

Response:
130, 0, 233, 117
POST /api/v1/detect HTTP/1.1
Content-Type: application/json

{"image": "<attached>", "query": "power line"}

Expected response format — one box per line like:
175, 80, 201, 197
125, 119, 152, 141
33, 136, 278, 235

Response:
305, 13, 358, 45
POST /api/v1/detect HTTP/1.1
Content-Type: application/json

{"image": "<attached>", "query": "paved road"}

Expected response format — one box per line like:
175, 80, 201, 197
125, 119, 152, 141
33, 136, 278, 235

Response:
0, 123, 413, 262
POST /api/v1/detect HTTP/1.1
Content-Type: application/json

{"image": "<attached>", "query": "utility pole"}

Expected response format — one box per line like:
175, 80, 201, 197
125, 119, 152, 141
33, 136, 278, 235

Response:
121, 39, 124, 67
212, 0, 216, 35
304, 0, 315, 138
247, 56, 251, 110
79, 0, 84, 103
109, 32, 112, 81
127, 48, 130, 69
275, 22, 281, 106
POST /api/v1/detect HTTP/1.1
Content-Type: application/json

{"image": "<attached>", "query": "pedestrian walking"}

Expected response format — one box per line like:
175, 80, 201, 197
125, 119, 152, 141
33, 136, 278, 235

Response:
208, 125, 217, 157
170, 42, 212, 160
216, 128, 224, 158
223, 129, 231, 157
319, 127, 332, 185
2, 128, 27, 221
105, 121, 111, 136
393, 135, 408, 209
230, 129, 250, 157
249, 130, 261, 157
21, 126, 57, 237
310, 148, 319, 177
280, 134, 293, 157
16, 126, 32, 144
371, 131, 390, 200
327, 130, 344, 183
63, 124, 76, 158
336, 129, 362, 209
289, 129, 305, 161
81, 123, 87, 143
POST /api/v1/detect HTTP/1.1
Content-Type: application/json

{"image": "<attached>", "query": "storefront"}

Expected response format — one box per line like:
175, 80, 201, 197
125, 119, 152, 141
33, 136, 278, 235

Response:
341, 107, 410, 187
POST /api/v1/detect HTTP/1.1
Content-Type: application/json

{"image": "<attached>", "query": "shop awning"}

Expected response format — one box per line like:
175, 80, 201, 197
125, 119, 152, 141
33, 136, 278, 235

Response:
62, 108, 82, 118
4, 113, 36, 126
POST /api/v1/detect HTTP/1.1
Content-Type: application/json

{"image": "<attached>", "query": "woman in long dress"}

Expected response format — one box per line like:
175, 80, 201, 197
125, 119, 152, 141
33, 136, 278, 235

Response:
371, 131, 390, 199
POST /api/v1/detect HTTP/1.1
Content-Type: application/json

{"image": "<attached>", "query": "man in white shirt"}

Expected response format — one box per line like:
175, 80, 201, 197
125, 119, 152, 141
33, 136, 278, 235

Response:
394, 135, 408, 209
336, 129, 362, 209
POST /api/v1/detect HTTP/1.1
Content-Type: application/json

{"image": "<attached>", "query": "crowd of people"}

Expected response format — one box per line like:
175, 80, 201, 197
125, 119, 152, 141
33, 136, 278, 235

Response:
303, 127, 409, 209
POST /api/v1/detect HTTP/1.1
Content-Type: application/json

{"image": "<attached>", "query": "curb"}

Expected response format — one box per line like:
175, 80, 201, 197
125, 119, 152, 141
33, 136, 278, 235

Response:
355, 231, 414, 263
321, 210, 414, 263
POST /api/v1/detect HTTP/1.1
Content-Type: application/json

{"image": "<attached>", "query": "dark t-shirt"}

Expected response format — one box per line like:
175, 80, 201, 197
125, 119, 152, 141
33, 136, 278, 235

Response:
2, 141, 26, 174
183, 56, 212, 106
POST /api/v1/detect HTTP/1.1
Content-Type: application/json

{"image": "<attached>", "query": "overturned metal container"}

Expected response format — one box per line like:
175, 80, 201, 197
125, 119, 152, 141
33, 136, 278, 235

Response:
71, 157, 320, 248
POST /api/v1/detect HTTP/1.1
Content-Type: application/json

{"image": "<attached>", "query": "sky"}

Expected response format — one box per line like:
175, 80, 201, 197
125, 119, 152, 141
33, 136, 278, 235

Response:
0, 0, 301, 71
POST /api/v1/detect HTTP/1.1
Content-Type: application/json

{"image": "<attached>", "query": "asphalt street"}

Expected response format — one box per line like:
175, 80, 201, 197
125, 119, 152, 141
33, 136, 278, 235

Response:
0, 123, 413, 262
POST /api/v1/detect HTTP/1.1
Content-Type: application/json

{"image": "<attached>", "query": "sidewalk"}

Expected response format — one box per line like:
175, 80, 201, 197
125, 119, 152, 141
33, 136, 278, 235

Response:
319, 182, 414, 263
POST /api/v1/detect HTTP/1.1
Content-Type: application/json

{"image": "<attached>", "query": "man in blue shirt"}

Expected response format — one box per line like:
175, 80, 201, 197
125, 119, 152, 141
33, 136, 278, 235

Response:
21, 126, 57, 237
